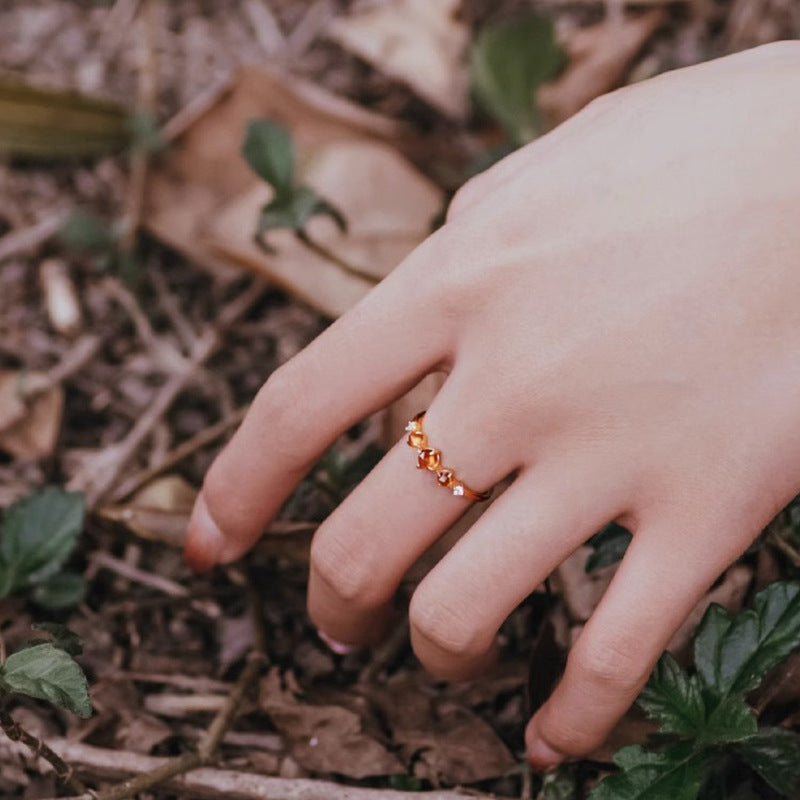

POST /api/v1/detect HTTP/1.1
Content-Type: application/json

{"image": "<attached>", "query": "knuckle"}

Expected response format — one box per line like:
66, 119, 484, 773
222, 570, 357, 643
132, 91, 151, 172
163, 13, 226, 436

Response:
445, 176, 485, 222
310, 534, 384, 610
569, 632, 650, 695
409, 589, 485, 660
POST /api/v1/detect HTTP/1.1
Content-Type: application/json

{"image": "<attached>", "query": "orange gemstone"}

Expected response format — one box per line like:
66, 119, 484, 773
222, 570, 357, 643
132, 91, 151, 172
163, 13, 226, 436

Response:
417, 448, 441, 470
436, 468, 454, 486
407, 430, 427, 449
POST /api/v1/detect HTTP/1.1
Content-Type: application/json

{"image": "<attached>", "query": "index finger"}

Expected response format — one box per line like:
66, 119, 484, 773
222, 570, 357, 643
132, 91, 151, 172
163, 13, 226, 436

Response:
185, 233, 454, 571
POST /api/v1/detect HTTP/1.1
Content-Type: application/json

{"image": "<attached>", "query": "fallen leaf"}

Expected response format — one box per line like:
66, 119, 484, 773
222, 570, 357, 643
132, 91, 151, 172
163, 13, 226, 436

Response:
538, 10, 665, 126
97, 475, 197, 548
260, 668, 404, 779
327, 0, 470, 119
208, 139, 441, 318
0, 371, 63, 460
144, 66, 406, 282
371, 674, 516, 784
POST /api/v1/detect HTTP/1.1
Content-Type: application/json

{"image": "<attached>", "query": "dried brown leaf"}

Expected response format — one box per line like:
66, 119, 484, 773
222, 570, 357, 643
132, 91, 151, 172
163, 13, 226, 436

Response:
327, 0, 470, 119
538, 10, 665, 126
0, 371, 63, 460
259, 669, 404, 779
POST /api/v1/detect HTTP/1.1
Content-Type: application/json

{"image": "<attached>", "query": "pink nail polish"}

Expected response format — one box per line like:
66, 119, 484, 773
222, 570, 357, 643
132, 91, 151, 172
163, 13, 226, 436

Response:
318, 630, 358, 655
527, 737, 564, 772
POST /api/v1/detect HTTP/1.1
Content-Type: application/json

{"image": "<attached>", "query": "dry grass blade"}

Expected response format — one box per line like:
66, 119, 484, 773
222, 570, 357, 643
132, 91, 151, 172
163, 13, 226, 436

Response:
0, 80, 129, 158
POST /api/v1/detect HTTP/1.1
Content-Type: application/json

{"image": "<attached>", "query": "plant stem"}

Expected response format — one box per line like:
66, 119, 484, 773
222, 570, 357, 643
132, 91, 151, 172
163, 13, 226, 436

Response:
296, 230, 379, 285
0, 706, 89, 796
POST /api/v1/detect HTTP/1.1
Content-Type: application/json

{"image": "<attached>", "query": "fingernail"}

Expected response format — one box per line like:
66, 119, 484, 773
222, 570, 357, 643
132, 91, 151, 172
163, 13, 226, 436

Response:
185, 494, 225, 573
527, 737, 564, 772
318, 629, 358, 655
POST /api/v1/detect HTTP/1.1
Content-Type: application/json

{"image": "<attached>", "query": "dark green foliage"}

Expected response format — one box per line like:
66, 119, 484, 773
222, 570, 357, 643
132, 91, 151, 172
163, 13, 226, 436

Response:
0, 488, 84, 602
470, 12, 565, 145
591, 582, 800, 799
242, 119, 346, 249
0, 643, 91, 718
585, 523, 632, 573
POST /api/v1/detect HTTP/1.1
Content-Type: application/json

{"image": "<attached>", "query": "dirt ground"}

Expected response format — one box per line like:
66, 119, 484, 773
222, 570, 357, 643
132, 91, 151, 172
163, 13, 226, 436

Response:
1, 2, 800, 799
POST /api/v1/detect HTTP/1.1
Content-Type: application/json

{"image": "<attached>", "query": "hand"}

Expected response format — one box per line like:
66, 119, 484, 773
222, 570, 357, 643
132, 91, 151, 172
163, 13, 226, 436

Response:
186, 41, 800, 769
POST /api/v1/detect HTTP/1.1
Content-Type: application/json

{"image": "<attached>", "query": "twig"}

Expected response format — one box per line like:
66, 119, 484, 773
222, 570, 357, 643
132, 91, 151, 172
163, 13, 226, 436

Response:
0, 213, 64, 264
68, 280, 266, 508
10, 740, 485, 800
0, 707, 89, 796
118, 0, 159, 258
296, 230, 379, 285
111, 404, 248, 501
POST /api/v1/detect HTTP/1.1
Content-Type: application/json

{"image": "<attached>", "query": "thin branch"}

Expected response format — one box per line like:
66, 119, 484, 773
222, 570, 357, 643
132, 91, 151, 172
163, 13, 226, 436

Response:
296, 230, 379, 285
111, 404, 248, 501
0, 213, 64, 264
0, 706, 89, 796
118, 0, 159, 258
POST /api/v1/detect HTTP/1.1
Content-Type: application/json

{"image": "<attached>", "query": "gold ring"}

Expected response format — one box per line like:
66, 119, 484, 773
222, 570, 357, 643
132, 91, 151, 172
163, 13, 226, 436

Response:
405, 411, 491, 502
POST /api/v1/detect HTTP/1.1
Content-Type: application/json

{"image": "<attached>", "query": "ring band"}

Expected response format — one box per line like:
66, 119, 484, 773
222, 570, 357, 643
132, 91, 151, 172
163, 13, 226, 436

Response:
405, 411, 491, 502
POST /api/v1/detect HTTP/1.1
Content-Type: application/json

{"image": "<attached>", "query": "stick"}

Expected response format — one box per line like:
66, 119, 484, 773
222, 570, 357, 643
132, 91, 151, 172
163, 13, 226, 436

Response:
0, 707, 88, 796
8, 740, 484, 800
0, 213, 64, 264
69, 280, 265, 507
111, 404, 248, 501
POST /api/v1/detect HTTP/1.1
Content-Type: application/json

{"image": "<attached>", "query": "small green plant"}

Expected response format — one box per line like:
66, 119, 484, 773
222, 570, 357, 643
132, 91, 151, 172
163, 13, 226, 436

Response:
58, 210, 140, 285
470, 12, 565, 147
242, 119, 346, 251
0, 487, 87, 608
591, 582, 800, 799
585, 523, 633, 573
0, 623, 91, 718
0, 489, 92, 719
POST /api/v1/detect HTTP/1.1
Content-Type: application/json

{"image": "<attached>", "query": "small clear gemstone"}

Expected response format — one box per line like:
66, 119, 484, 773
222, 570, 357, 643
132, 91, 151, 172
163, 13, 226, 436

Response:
405, 421, 417, 432
452, 484, 465, 497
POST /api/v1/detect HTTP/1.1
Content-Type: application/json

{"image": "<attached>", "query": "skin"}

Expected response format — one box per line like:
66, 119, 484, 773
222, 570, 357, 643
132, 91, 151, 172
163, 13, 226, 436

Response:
185, 41, 800, 769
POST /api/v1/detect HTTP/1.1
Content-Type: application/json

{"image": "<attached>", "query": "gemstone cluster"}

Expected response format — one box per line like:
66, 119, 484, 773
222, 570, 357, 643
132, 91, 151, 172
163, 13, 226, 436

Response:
405, 415, 468, 497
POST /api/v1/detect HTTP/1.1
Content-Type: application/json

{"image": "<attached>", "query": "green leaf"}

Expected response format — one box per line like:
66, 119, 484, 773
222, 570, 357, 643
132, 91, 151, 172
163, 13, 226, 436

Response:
0, 488, 85, 598
0, 643, 92, 718
32, 571, 87, 609
694, 582, 800, 700
243, 119, 295, 195
58, 211, 116, 252
589, 743, 706, 800
638, 652, 706, 737
735, 728, 800, 797
538, 768, 579, 800
29, 623, 83, 656
586, 524, 632, 573
470, 12, 565, 145
256, 186, 347, 247
698, 695, 757, 746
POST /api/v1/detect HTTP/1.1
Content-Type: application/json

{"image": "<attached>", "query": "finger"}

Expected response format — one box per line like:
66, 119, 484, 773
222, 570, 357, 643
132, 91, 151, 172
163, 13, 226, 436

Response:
525, 518, 750, 769
409, 458, 630, 681
307, 375, 512, 649
185, 233, 454, 571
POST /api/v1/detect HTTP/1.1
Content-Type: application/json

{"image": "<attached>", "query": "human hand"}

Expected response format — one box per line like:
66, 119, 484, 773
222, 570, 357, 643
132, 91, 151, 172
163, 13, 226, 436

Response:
186, 41, 800, 769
